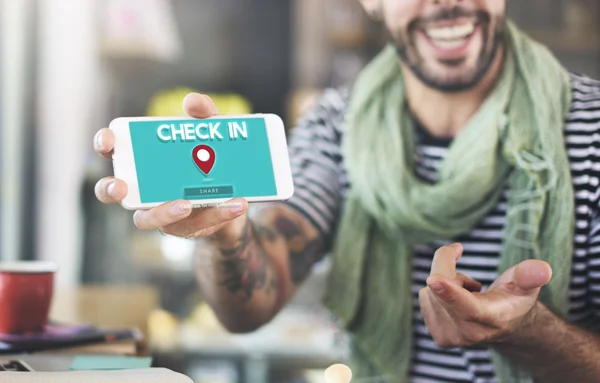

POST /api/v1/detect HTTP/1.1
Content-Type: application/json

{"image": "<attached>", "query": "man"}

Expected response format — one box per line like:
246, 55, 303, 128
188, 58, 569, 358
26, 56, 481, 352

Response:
93, 0, 600, 381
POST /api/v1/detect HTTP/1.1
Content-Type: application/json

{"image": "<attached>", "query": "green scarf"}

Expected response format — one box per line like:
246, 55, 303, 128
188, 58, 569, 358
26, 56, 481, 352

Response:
323, 22, 574, 382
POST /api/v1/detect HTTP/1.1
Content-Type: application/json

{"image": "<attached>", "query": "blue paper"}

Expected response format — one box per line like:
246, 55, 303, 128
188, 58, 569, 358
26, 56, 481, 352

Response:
69, 355, 152, 370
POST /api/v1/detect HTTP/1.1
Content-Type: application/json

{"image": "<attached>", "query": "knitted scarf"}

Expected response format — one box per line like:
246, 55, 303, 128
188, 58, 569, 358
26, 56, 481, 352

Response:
323, 22, 574, 382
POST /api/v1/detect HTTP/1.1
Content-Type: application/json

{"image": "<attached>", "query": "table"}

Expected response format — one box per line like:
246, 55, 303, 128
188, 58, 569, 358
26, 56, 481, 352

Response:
149, 304, 346, 383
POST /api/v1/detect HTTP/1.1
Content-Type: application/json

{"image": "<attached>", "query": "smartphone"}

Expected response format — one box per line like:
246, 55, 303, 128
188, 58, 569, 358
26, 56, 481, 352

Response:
109, 114, 294, 210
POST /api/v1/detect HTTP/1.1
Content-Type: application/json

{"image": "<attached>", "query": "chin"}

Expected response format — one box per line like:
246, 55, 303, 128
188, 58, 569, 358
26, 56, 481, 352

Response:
401, 42, 501, 93
416, 68, 491, 93
430, 64, 481, 87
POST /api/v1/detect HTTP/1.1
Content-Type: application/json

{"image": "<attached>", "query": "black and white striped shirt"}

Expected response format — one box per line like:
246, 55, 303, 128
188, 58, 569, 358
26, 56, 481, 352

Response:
284, 74, 600, 382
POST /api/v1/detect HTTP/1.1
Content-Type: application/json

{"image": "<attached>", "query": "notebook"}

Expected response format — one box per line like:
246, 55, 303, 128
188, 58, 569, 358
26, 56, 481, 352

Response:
0, 323, 141, 354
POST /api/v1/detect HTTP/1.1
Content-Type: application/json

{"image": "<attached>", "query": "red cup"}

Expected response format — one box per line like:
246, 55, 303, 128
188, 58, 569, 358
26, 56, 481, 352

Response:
0, 261, 57, 335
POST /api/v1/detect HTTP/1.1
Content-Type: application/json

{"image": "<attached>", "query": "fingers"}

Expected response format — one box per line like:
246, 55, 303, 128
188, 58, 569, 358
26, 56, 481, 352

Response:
94, 128, 115, 160
162, 199, 248, 236
133, 200, 194, 231
430, 243, 463, 279
182, 93, 218, 118
95, 177, 128, 204
513, 260, 552, 292
133, 199, 248, 233
426, 275, 482, 318
490, 260, 552, 297
456, 273, 483, 292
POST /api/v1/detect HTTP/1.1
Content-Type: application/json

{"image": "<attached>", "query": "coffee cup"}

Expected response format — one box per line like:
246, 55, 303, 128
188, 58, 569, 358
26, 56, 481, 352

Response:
0, 261, 58, 335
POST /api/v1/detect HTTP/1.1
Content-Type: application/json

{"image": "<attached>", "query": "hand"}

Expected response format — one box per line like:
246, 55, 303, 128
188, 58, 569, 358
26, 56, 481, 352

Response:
418, 243, 552, 348
93, 93, 248, 245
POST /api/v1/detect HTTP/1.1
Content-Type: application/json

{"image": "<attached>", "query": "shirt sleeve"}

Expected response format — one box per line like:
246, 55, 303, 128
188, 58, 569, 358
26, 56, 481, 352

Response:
572, 76, 600, 329
584, 187, 600, 332
283, 88, 348, 249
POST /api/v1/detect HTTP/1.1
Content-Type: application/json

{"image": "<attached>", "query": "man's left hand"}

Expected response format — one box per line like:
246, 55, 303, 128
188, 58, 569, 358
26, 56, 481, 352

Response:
419, 243, 553, 348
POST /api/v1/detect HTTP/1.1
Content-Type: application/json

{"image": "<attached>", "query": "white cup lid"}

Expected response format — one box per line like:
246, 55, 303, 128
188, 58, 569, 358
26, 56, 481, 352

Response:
0, 261, 58, 274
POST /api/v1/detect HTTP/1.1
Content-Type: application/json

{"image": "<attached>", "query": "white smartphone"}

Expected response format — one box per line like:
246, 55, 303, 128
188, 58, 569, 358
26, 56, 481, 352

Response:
109, 113, 294, 210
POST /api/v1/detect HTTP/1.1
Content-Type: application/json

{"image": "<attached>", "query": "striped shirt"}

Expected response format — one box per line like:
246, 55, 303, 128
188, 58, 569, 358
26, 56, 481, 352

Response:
284, 73, 600, 382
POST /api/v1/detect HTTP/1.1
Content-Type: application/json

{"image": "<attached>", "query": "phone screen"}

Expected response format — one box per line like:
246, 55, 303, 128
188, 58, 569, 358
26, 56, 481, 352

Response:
128, 116, 277, 204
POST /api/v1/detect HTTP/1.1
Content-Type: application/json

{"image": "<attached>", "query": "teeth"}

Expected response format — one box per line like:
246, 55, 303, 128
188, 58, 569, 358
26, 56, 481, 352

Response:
432, 39, 466, 49
426, 23, 475, 41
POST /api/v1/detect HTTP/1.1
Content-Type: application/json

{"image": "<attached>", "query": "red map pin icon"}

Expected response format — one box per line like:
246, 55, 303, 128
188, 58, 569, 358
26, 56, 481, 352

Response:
192, 145, 216, 175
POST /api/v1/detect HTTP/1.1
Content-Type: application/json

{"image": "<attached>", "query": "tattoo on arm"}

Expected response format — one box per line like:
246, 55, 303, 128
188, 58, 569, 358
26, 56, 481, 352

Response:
217, 220, 278, 300
274, 216, 324, 284
215, 207, 326, 301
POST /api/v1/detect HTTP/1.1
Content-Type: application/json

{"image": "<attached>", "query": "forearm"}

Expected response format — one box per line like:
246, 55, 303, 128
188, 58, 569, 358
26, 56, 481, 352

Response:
194, 217, 282, 332
194, 204, 323, 333
495, 302, 600, 382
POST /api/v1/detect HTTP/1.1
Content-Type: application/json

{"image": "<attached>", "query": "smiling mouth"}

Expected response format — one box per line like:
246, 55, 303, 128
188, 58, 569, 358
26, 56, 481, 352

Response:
422, 20, 478, 50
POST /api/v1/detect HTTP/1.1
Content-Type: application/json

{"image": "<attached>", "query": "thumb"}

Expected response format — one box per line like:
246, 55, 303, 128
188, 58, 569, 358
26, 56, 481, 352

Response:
512, 260, 553, 293
183, 93, 218, 118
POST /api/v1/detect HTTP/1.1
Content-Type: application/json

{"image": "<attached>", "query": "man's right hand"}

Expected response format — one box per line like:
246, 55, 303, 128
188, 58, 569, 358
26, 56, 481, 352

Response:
92, 93, 248, 247
93, 91, 327, 333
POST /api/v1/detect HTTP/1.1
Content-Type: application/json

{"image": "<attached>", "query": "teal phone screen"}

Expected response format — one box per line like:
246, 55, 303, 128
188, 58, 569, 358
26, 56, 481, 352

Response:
129, 117, 277, 204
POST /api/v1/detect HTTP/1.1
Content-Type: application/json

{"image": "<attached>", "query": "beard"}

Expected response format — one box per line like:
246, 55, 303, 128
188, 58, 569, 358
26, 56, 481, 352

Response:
393, 7, 506, 93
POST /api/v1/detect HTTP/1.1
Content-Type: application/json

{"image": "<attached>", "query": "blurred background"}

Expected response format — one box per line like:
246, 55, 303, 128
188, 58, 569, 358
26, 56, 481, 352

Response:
1, 0, 599, 382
